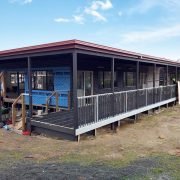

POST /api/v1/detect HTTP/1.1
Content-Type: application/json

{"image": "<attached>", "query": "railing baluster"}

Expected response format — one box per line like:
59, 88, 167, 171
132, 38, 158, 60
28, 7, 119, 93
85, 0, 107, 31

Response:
126, 92, 128, 112
77, 85, 177, 128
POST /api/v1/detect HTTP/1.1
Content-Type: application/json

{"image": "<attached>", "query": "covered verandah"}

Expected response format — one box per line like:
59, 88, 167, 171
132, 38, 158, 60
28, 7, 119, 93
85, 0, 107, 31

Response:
0, 40, 179, 140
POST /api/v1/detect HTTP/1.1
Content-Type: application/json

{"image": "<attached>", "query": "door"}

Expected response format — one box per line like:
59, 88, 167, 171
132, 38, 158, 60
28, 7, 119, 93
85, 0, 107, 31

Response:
77, 71, 93, 97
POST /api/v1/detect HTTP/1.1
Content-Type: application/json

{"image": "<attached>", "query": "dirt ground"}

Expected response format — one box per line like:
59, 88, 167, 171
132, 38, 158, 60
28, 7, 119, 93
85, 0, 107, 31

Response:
0, 105, 180, 179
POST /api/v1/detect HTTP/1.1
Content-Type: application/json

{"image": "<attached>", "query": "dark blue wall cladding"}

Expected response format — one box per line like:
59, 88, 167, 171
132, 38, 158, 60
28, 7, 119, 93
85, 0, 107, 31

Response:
25, 67, 70, 108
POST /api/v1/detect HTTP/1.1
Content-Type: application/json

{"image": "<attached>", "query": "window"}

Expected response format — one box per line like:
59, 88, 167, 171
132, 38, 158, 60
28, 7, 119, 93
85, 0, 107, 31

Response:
159, 68, 166, 86
140, 72, 147, 86
98, 71, 117, 89
77, 71, 84, 90
32, 71, 54, 91
10, 73, 25, 84
124, 72, 136, 87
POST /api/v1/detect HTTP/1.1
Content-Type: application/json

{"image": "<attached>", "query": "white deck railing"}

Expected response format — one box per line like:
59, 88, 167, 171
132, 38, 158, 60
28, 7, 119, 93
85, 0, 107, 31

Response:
77, 85, 176, 128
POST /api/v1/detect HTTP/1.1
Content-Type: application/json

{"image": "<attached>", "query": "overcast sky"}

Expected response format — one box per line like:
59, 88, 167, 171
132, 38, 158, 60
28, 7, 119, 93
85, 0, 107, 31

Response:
1, 0, 180, 60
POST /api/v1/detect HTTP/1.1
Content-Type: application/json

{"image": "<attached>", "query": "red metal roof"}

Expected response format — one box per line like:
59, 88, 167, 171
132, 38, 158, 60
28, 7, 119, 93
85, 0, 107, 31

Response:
0, 39, 179, 65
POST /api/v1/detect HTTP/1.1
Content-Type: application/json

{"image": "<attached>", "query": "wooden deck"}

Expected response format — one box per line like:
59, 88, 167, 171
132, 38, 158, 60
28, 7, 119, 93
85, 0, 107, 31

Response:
31, 110, 75, 140
30, 85, 176, 141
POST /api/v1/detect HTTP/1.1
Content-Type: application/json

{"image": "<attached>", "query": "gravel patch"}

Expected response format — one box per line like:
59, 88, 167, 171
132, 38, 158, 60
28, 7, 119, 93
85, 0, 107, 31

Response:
0, 157, 166, 180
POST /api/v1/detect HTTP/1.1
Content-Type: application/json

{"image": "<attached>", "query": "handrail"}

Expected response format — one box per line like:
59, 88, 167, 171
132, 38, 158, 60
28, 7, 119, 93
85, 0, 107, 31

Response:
12, 93, 26, 130
77, 84, 177, 128
77, 84, 176, 99
45, 91, 59, 113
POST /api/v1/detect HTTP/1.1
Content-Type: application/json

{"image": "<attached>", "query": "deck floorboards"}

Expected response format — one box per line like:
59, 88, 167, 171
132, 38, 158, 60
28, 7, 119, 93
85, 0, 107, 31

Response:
32, 110, 74, 129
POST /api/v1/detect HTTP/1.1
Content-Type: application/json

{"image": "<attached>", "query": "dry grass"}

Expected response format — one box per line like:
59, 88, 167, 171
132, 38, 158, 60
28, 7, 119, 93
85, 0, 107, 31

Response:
0, 105, 180, 168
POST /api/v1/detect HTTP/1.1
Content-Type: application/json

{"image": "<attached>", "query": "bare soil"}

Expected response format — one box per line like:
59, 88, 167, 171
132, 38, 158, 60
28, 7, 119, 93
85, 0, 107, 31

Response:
0, 106, 180, 179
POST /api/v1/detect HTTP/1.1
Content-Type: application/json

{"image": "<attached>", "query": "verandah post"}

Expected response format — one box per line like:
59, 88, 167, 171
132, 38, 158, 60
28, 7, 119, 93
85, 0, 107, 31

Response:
17, 72, 20, 96
136, 61, 139, 109
72, 51, 78, 140
175, 66, 178, 104
166, 65, 169, 86
111, 57, 117, 130
26, 56, 32, 132
176, 66, 177, 81
153, 64, 156, 104
111, 57, 115, 115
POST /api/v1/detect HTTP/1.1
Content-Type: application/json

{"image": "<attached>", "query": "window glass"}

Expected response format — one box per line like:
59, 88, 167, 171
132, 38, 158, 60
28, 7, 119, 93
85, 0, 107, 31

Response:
104, 72, 111, 88
10, 73, 25, 84
32, 71, 54, 91
77, 72, 84, 90
98, 71, 117, 89
124, 72, 135, 87
98, 72, 104, 89
140, 72, 147, 86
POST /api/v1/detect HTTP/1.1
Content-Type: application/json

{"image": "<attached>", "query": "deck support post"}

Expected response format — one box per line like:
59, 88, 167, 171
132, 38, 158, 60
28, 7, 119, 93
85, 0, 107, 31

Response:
128, 115, 138, 123
26, 56, 32, 132
75, 135, 80, 142
133, 115, 138, 123
72, 51, 78, 139
87, 129, 97, 137
111, 122, 118, 132
93, 129, 97, 136
142, 110, 150, 115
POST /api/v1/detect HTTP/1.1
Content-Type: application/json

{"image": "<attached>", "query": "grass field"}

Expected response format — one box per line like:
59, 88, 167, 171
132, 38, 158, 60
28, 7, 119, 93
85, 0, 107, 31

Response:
0, 105, 180, 179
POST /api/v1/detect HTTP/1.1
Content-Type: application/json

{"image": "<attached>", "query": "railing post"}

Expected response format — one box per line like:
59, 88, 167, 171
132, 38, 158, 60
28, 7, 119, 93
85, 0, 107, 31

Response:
96, 96, 99, 122
56, 92, 59, 112
160, 87, 162, 102
12, 94, 23, 127
12, 104, 16, 126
